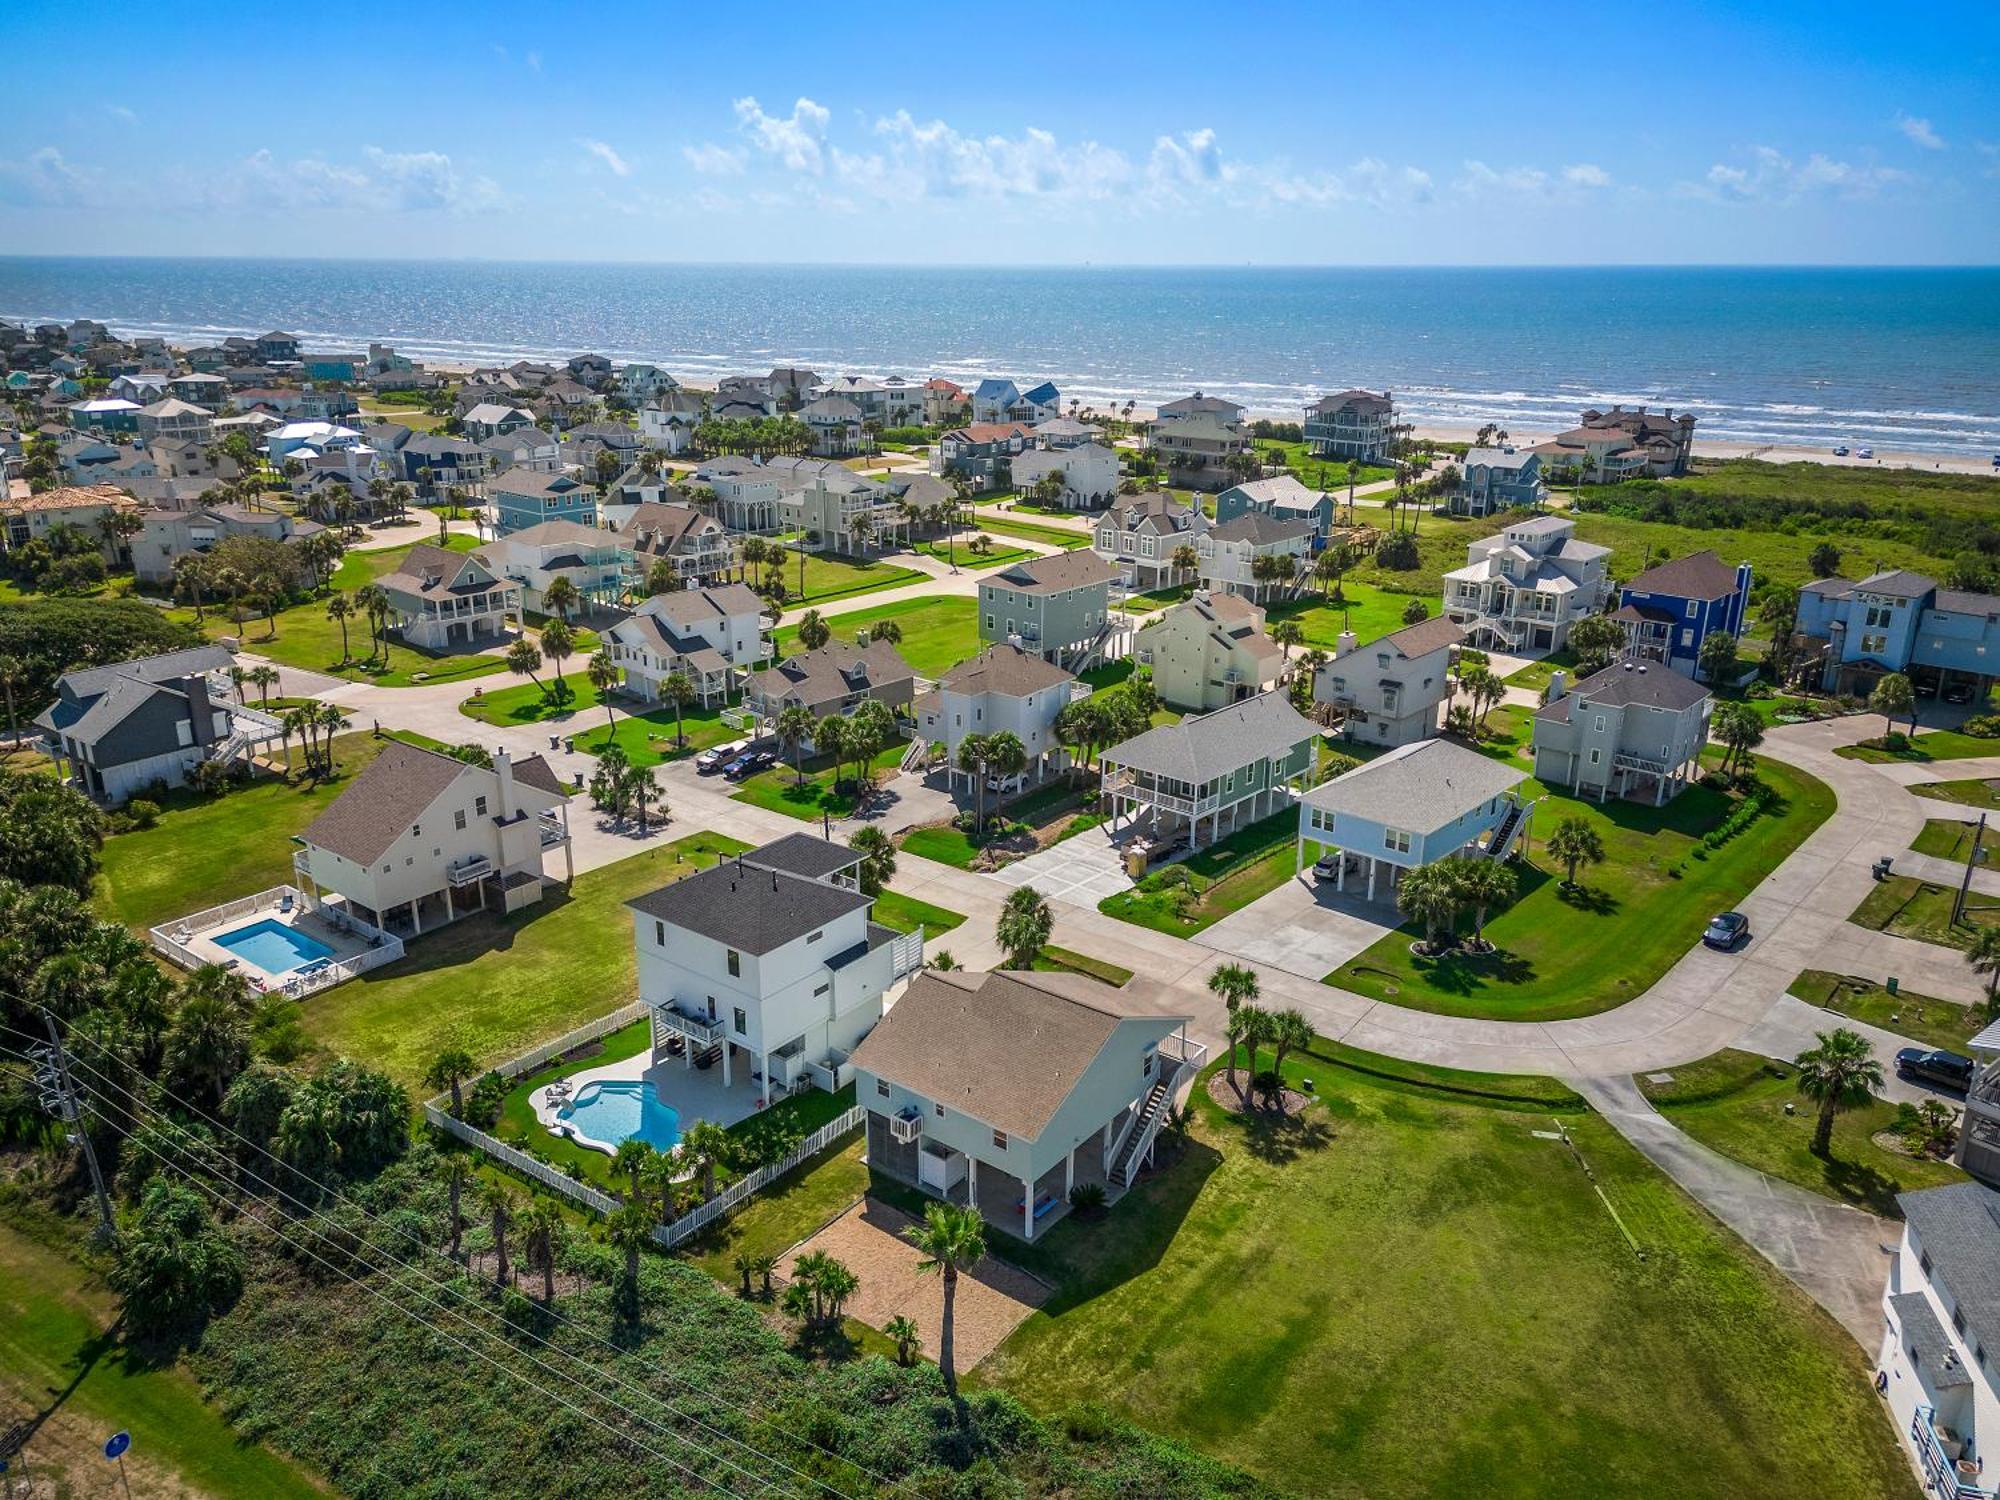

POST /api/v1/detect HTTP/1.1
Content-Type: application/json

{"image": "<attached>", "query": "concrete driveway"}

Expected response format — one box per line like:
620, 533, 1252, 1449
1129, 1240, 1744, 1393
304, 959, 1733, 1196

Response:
1196, 874, 1399, 980
988, 824, 1131, 905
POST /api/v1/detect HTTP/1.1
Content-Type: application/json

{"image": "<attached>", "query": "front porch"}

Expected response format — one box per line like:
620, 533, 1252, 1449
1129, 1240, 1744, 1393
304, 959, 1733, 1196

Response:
867, 1110, 1119, 1243
1099, 771, 1300, 854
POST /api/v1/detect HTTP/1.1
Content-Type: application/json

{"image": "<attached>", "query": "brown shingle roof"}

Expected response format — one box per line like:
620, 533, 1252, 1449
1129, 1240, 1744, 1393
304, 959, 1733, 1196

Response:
938, 644, 1075, 699
1371, 616, 1465, 659
985, 549, 1119, 595
1623, 549, 1742, 601
299, 740, 466, 866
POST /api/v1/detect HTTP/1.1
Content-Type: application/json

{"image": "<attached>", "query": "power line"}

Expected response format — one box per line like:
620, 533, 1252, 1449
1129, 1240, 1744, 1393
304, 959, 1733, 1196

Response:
3, 1019, 900, 1500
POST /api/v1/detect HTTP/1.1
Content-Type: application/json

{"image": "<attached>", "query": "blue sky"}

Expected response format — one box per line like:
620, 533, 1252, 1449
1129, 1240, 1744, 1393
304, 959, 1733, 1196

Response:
1, 0, 1994, 264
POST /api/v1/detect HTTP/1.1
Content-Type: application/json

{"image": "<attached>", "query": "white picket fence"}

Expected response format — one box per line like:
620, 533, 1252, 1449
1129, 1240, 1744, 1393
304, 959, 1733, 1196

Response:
425, 1107, 625, 1215
653, 1105, 865, 1248
485, 1001, 650, 1082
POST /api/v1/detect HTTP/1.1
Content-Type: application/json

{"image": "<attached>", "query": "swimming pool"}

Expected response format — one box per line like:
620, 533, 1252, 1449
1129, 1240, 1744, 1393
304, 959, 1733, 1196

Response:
556, 1080, 683, 1152
212, 917, 335, 975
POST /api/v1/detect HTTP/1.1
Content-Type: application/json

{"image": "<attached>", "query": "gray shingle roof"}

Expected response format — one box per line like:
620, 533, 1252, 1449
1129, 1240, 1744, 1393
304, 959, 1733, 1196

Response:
985, 549, 1119, 595
1855, 569, 1938, 599
625, 857, 870, 954
1888, 1292, 1972, 1389
1898, 1182, 2000, 1369
1368, 616, 1465, 660
1569, 659, 1712, 712
1208, 513, 1314, 546
1623, 549, 1742, 601
746, 640, 914, 712
938, 644, 1075, 699
1102, 690, 1314, 783
741, 832, 861, 883
1933, 590, 2000, 619
1301, 737, 1526, 831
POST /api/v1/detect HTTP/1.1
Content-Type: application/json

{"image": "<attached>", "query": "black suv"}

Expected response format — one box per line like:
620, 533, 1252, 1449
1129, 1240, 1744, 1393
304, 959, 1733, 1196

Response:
1896, 1048, 1975, 1092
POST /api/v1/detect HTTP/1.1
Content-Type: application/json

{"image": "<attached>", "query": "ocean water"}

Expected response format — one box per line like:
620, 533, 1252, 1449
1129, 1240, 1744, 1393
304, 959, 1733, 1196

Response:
3, 257, 1996, 454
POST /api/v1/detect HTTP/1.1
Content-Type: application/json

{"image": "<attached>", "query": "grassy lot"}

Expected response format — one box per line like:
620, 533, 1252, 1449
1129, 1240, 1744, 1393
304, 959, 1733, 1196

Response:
1788, 968, 1988, 1053
1911, 817, 1989, 860
299, 833, 749, 1083
0, 1214, 327, 1499
783, 550, 924, 606
730, 739, 909, 821
898, 782, 1092, 868
868, 890, 966, 937
1911, 777, 2000, 812
1638, 1049, 1965, 1216
96, 730, 396, 931
1255, 443, 1395, 490
1836, 729, 2000, 763
774, 596, 981, 677
912, 534, 1033, 570
1502, 648, 1575, 691
971, 514, 1093, 550
1099, 809, 1300, 937
1328, 756, 1836, 1022
458, 669, 600, 727
1265, 585, 1446, 652
572, 699, 737, 768
1033, 945, 1135, 986
1848, 874, 2000, 951
682, 1135, 870, 1282
975, 1047, 1913, 1500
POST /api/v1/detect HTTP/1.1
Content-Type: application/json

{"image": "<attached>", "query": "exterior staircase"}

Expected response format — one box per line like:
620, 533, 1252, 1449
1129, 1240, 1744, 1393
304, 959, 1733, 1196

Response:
1109, 1077, 1175, 1189
1484, 801, 1526, 861
689, 1042, 723, 1070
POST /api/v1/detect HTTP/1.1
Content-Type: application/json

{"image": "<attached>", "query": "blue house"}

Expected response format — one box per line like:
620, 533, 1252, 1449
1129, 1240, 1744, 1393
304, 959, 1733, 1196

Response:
1451, 447, 1547, 517
1613, 550, 1752, 679
1295, 737, 1530, 902
301, 353, 362, 383
1794, 569, 2000, 699
1215, 475, 1334, 546
491, 468, 598, 536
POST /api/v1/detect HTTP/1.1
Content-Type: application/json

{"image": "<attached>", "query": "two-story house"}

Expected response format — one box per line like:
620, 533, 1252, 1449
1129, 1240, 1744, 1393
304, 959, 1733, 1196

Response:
1531, 659, 1712, 804
1451, 446, 1547, 517
1791, 569, 2000, 701
798, 396, 865, 457
490, 467, 598, 536
378, 543, 522, 651
931, 422, 1032, 490
923, 378, 967, 427
474, 520, 632, 616
604, 583, 770, 707
1147, 393, 1250, 491
816, 374, 922, 428
136, 398, 214, 444
296, 742, 572, 936
461, 402, 537, 441
400, 431, 489, 495
1099, 690, 1317, 851
1612, 550, 1753, 679
0, 483, 139, 564
1214, 474, 1335, 546
635, 390, 704, 455
743, 639, 917, 731
776, 465, 905, 556
1197, 513, 1313, 602
854, 967, 1203, 1239
628, 834, 924, 1107
133, 504, 325, 586
1442, 514, 1611, 653
1296, 736, 1530, 899
614, 500, 734, 588
914, 644, 1080, 788
1091, 489, 1208, 591
1010, 440, 1120, 510
970, 378, 1060, 425
695, 456, 783, 532
1313, 616, 1464, 747
1304, 389, 1396, 462
977, 550, 1121, 668
1133, 592, 1286, 713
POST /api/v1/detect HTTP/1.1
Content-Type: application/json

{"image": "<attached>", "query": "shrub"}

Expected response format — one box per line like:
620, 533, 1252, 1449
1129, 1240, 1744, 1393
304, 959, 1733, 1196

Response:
464, 1070, 508, 1129
1965, 715, 2000, 739
1883, 731, 1911, 751
1069, 1182, 1108, 1214
1374, 532, 1420, 570
127, 797, 161, 829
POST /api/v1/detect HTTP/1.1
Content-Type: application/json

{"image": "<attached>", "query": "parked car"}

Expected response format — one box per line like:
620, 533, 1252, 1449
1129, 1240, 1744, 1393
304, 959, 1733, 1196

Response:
1312, 852, 1343, 883
1701, 911, 1750, 950
1897, 1047, 1975, 1092
1857, 446, 1875, 459
722, 748, 776, 782
696, 739, 747, 774
1945, 682, 1975, 705
1832, 445, 1849, 456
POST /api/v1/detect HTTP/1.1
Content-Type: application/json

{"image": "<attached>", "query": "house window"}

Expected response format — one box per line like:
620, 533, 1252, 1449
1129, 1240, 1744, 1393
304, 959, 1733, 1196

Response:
727, 949, 740, 977
454, 809, 467, 831
1685, 600, 1698, 617
934, 1102, 945, 1117
814, 983, 829, 997
993, 1129, 1008, 1149
1384, 828, 1412, 854
476, 795, 488, 816
1588, 749, 1601, 766
807, 930, 822, 944
412, 822, 421, 837
732, 1006, 747, 1036
876, 1079, 889, 1098
1593, 714, 1606, 731
655, 920, 665, 946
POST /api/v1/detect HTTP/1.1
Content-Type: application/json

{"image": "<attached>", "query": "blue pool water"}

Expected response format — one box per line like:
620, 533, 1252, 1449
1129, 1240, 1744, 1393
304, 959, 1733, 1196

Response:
213, 918, 335, 975
558, 1081, 682, 1151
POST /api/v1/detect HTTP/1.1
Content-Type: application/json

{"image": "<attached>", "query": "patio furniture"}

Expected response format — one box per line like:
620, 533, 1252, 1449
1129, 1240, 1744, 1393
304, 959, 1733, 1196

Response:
277, 892, 295, 913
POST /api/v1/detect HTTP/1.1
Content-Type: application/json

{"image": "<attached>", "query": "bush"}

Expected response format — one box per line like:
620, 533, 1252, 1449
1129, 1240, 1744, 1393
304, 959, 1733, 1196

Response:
1965, 715, 2000, 738
464, 1070, 508, 1129
1069, 1182, 1107, 1214
127, 797, 161, 829
1374, 532, 1420, 570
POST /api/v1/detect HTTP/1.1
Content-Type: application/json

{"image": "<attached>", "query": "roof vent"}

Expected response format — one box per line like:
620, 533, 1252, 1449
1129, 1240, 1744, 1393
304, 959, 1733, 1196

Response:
1637, 664, 1647, 674
1622, 660, 1634, 671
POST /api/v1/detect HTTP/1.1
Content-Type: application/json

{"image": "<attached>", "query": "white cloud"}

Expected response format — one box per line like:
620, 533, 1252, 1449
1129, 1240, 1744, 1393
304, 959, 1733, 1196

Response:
189, 147, 505, 214
1456, 160, 1550, 194
581, 139, 631, 177
1896, 113, 1945, 150
526, 50, 543, 73
1682, 144, 1911, 202
106, 104, 138, 124
732, 96, 831, 174
0, 147, 100, 207
683, 142, 746, 177
1562, 163, 1612, 188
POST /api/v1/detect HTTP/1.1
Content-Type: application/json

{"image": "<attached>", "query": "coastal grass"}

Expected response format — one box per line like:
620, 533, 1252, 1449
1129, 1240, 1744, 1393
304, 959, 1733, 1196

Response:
970, 514, 1094, 550
1565, 510, 1955, 599
729, 739, 910, 821
1787, 968, 1988, 1053
867, 890, 966, 937
1911, 817, 1988, 860
0, 1215, 326, 1500
786, 551, 925, 606
975, 1050, 1913, 1500
1636, 1049, 1965, 1216
298, 832, 750, 1083
1836, 729, 2000, 764
1911, 777, 2000, 811
1264, 585, 1445, 652
95, 730, 396, 931
1098, 809, 1301, 937
1848, 875, 2000, 952
775, 596, 981, 677
1327, 756, 1836, 1022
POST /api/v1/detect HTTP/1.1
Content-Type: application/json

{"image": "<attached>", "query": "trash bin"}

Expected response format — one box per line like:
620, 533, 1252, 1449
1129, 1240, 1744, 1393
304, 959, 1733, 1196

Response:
1887, 977, 1900, 996
1124, 845, 1149, 880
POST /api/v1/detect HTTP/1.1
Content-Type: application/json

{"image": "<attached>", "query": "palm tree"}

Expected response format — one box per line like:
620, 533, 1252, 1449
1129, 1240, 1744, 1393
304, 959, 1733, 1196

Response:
1968, 926, 2000, 1012
1271, 618, 1304, 665
1792, 1028, 1886, 1156
957, 731, 992, 837
885, 1314, 922, 1367
662, 672, 694, 748
776, 704, 817, 788
1224, 1006, 1254, 1089
904, 1202, 986, 1408
423, 1037, 477, 1117
613, 1138, 655, 1205
521, 1197, 566, 1303
542, 574, 581, 624
325, 592, 355, 663
541, 619, 576, 702
603, 1202, 653, 1321
249, 664, 279, 707
0, 654, 19, 737
437, 1153, 474, 1262
1546, 817, 1605, 889
1171, 542, 1199, 581
628, 765, 663, 831
680, 1119, 731, 1201
484, 1180, 517, 1289
1396, 861, 1461, 952
1269, 1007, 1313, 1077
869, 618, 903, 646
796, 608, 831, 650
587, 650, 620, 741
982, 729, 1027, 799
505, 636, 548, 699
1451, 858, 1516, 949
996, 884, 1053, 969
1207, 961, 1260, 1013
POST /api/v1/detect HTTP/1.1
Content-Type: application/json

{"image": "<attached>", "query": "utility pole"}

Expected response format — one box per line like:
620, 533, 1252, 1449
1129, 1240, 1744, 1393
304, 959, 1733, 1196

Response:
33, 1015, 115, 1246
1955, 812, 1988, 925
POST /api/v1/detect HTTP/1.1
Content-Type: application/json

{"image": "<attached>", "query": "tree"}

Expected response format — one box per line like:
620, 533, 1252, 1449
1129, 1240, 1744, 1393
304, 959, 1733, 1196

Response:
886, 1314, 922, 1367
1269, 1007, 1313, 1077
1546, 816, 1605, 889
587, 649, 620, 741
1869, 672, 1916, 740
1271, 617, 1304, 662
110, 1180, 244, 1335
849, 824, 895, 895
437, 1152, 475, 1262
1792, 1028, 1885, 1156
681, 1119, 731, 1201
484, 1180, 518, 1289
1711, 701, 1765, 776
1396, 861, 1462, 951
814, 714, 851, 799
1172, 542, 1199, 579
957, 731, 993, 838
1807, 542, 1842, 579
996, 883, 1053, 969
521, 1197, 566, 1304
1400, 596, 1430, 625
543, 574, 581, 624
1967, 925, 2000, 1012
541, 619, 577, 702
603, 1202, 653, 1321
1207, 961, 1260, 1013
662, 671, 695, 748
628, 765, 663, 831
505, 636, 548, 699
423, 1035, 477, 1118
869, 618, 903, 646
1697, 627, 1739, 685
325, 592, 355, 663
1224, 1006, 1254, 1088
904, 1202, 986, 1408
613, 1138, 655, 1205
1567, 613, 1627, 677
796, 608, 831, 650
163, 978, 251, 1105
1451, 857, 1515, 948
776, 704, 817, 788
981, 729, 1027, 799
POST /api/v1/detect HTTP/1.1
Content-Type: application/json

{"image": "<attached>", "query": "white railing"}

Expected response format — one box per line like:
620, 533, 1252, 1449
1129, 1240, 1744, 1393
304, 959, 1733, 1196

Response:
488, 1000, 649, 1083
148, 885, 297, 967
889, 1108, 922, 1144
652, 1003, 727, 1048
654, 1106, 864, 1247
425, 1106, 625, 1215
448, 855, 493, 886
889, 927, 925, 978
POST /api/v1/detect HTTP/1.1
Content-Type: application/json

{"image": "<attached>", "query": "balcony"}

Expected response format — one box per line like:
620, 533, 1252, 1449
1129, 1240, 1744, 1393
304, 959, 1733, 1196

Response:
447, 854, 493, 887
653, 1002, 726, 1048
1914, 1407, 1994, 1499
889, 1107, 922, 1144
537, 811, 568, 847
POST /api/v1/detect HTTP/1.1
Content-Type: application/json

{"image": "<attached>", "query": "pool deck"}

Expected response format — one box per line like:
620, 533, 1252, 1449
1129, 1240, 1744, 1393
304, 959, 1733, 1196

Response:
171, 900, 383, 993
531, 1045, 770, 1155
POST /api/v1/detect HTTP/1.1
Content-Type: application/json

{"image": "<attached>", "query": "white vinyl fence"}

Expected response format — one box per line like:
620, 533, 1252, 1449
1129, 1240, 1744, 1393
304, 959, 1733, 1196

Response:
653, 1105, 864, 1248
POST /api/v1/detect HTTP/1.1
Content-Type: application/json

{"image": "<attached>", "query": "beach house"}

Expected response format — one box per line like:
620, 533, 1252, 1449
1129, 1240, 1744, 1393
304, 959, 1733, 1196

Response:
854, 968, 1203, 1239
474, 520, 632, 616
1010, 439, 1120, 510
977, 550, 1122, 668
1197, 513, 1314, 602
0, 483, 139, 563
1134, 592, 1286, 713
615, 501, 734, 588
1791, 570, 2000, 700
133, 505, 324, 587
1091, 490, 1208, 591
377, 543, 521, 651
490, 467, 598, 536
1531, 659, 1713, 804
603, 583, 770, 707
742, 640, 917, 730
1146, 393, 1250, 491
931, 422, 1033, 490
1530, 406, 1697, 481
1312, 617, 1465, 747
913, 644, 1081, 789
1214, 474, 1336, 546
799, 396, 866, 457
1451, 446, 1547, 517
1613, 550, 1753, 678
1099, 690, 1317, 851
775, 464, 905, 555
1442, 514, 1611, 653
1304, 389, 1397, 462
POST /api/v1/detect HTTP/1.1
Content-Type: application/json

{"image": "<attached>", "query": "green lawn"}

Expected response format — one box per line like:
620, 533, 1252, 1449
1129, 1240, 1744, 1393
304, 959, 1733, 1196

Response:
729, 739, 909, 821
1502, 648, 1575, 691
785, 550, 925, 606
682, 1135, 871, 1282
1328, 756, 1836, 1021
1638, 1049, 1965, 1216
459, 669, 599, 726
974, 1047, 1914, 1500
868, 890, 966, 937
1256, 443, 1396, 490
912, 535, 1033, 570
775, 596, 981, 677
575, 701, 738, 767
1911, 817, 1989, 860
95, 730, 397, 931
1033, 944, 1134, 986
1265, 584, 1445, 653
1787, 969, 1988, 1053
1848, 874, 2000, 952
299, 833, 749, 1084
1910, 777, 2000, 812
1098, 809, 1301, 937
969, 514, 1093, 550
0, 1215, 327, 1499
1836, 729, 2000, 763
1566, 507, 1960, 598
